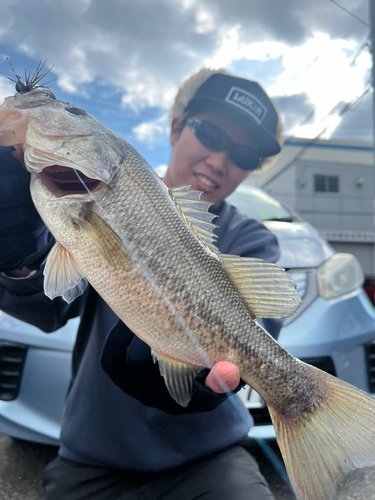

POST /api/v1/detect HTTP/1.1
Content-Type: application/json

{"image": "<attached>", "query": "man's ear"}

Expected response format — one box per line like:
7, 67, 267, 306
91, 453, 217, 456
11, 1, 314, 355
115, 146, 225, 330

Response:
170, 119, 181, 147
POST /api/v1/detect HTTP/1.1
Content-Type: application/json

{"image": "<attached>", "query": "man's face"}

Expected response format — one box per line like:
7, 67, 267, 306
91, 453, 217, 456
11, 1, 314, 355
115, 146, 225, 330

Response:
163, 111, 259, 205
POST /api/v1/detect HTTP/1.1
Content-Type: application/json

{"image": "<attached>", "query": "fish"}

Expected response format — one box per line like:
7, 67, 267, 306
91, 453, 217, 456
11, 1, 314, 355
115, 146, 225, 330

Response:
1, 86, 375, 500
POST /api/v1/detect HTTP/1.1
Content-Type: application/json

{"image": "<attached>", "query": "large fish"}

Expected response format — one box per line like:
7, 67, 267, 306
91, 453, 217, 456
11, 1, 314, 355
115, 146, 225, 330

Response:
1, 86, 375, 500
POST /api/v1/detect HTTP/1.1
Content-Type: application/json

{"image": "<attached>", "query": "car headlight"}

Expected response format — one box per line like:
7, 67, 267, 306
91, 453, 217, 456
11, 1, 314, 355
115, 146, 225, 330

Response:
317, 253, 364, 300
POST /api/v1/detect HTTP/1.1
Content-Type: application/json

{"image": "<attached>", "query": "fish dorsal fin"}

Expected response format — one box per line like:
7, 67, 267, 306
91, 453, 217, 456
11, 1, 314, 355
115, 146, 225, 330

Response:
220, 255, 301, 319
75, 208, 134, 271
44, 242, 88, 304
169, 186, 219, 253
152, 350, 203, 407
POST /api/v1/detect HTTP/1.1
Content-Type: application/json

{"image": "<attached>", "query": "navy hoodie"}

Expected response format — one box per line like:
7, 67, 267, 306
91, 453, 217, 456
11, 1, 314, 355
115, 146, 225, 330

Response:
0, 201, 281, 471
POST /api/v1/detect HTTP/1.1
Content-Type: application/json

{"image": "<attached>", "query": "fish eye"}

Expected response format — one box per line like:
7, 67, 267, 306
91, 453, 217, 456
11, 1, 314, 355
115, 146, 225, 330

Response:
66, 107, 88, 117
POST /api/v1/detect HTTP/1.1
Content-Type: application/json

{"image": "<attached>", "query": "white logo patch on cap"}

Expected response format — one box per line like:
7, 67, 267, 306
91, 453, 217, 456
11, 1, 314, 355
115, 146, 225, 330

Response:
225, 87, 268, 124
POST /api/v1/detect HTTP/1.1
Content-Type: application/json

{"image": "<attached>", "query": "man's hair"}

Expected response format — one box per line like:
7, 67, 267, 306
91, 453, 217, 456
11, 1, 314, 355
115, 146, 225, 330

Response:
169, 68, 231, 124
169, 67, 284, 172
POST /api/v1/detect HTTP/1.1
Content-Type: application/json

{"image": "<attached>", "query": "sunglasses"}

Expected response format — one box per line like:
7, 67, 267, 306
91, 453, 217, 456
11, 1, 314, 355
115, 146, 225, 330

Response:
186, 117, 262, 171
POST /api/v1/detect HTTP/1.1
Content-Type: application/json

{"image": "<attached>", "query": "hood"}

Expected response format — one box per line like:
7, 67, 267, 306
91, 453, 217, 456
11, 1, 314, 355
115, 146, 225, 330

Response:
265, 220, 335, 269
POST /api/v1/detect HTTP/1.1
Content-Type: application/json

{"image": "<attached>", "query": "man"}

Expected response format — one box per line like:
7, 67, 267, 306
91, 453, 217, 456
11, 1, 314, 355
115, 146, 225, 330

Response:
0, 68, 282, 499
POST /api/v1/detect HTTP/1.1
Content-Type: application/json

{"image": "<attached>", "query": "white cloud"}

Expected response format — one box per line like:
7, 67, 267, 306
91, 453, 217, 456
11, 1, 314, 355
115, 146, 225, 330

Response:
178, 0, 197, 10
0, 75, 15, 102
204, 25, 287, 69
155, 164, 168, 177
271, 33, 365, 100
0, 0, 216, 111
203, 27, 371, 139
121, 76, 176, 112
0, 0, 370, 141
271, 33, 371, 137
132, 115, 169, 147
195, 7, 216, 34
295, 113, 342, 139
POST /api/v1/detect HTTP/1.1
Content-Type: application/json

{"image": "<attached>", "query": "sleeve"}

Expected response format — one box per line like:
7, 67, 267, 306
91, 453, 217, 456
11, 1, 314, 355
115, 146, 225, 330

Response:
216, 210, 280, 263
0, 270, 84, 333
0, 146, 55, 273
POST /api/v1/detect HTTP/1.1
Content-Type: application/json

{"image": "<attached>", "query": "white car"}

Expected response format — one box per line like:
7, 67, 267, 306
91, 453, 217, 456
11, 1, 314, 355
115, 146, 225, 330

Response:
228, 185, 374, 438
0, 185, 373, 444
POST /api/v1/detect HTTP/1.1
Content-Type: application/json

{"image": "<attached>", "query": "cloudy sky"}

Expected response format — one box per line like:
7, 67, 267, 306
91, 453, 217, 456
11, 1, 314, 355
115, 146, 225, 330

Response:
0, 0, 372, 169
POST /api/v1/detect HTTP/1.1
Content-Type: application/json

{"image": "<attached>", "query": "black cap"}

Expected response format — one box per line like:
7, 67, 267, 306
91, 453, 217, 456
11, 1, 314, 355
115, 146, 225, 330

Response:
185, 73, 281, 157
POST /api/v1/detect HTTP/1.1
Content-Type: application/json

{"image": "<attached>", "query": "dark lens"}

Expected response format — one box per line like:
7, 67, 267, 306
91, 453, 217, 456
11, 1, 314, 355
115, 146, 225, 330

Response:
196, 121, 231, 151
188, 118, 260, 171
230, 146, 260, 171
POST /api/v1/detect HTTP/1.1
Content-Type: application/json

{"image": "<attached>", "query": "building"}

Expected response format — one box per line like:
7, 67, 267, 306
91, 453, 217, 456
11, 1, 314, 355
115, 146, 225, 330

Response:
247, 137, 375, 277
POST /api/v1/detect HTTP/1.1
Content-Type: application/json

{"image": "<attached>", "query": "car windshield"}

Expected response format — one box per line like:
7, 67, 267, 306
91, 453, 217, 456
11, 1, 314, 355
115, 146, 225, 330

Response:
227, 185, 298, 222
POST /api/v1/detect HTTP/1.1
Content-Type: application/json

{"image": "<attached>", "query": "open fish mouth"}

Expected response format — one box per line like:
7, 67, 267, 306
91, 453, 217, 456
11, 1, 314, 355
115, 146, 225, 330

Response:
39, 166, 103, 198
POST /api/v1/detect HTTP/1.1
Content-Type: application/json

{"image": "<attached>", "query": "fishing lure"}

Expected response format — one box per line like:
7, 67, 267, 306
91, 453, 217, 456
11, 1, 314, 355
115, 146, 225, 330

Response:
6, 58, 57, 95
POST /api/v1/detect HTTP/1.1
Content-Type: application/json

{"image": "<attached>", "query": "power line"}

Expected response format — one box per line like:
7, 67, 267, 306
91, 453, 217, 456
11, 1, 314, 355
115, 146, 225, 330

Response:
328, 0, 369, 27
278, 34, 370, 146
276, 31, 372, 165
350, 38, 370, 66
263, 81, 373, 189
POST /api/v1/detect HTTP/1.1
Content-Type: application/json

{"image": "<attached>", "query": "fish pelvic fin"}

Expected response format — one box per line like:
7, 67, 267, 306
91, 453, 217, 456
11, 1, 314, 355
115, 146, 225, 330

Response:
152, 351, 203, 407
44, 242, 88, 303
168, 186, 220, 254
220, 255, 301, 318
268, 367, 375, 500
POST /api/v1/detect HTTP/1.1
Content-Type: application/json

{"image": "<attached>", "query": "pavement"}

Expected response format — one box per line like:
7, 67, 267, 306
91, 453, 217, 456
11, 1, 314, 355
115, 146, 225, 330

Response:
0, 434, 373, 499
0, 434, 297, 500
0, 434, 57, 500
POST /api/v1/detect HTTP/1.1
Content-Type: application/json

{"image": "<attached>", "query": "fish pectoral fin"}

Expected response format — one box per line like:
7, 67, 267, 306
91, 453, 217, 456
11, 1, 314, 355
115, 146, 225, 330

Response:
152, 351, 203, 407
220, 255, 301, 319
44, 242, 88, 303
169, 186, 220, 254
77, 208, 134, 271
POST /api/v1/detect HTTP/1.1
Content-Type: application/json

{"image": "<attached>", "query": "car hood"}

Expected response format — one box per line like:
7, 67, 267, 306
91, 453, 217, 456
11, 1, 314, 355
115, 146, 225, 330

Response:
264, 220, 335, 269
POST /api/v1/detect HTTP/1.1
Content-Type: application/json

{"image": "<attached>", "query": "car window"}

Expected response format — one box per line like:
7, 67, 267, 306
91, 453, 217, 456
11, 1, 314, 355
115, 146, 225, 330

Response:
227, 185, 297, 222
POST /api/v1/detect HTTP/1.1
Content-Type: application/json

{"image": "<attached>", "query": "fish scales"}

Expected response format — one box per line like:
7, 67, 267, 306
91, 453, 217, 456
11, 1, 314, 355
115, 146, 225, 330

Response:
37, 142, 319, 412
1, 87, 375, 500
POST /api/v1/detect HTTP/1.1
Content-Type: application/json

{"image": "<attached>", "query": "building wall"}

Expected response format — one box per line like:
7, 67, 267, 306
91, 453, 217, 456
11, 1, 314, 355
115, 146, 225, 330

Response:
292, 160, 374, 232
249, 139, 375, 275
266, 164, 297, 209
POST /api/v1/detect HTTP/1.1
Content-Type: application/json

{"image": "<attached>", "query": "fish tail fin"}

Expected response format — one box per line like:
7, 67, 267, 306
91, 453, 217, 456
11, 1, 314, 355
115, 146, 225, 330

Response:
268, 367, 375, 500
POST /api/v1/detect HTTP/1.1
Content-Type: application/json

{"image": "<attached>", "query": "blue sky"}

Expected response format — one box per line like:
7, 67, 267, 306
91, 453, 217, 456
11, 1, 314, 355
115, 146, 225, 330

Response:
0, 0, 372, 171
1, 47, 172, 169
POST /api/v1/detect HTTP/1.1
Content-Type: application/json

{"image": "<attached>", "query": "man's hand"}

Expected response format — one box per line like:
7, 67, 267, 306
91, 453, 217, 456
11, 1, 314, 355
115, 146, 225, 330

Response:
205, 361, 240, 393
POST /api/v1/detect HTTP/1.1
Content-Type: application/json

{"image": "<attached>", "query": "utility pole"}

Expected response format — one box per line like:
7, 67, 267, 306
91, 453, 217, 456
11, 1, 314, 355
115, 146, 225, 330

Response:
370, 0, 375, 275
370, 0, 375, 150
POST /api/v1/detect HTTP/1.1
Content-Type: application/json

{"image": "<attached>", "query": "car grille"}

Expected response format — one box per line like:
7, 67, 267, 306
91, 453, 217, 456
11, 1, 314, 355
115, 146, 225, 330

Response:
250, 405, 273, 426
244, 356, 336, 426
0, 342, 27, 401
365, 342, 375, 393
